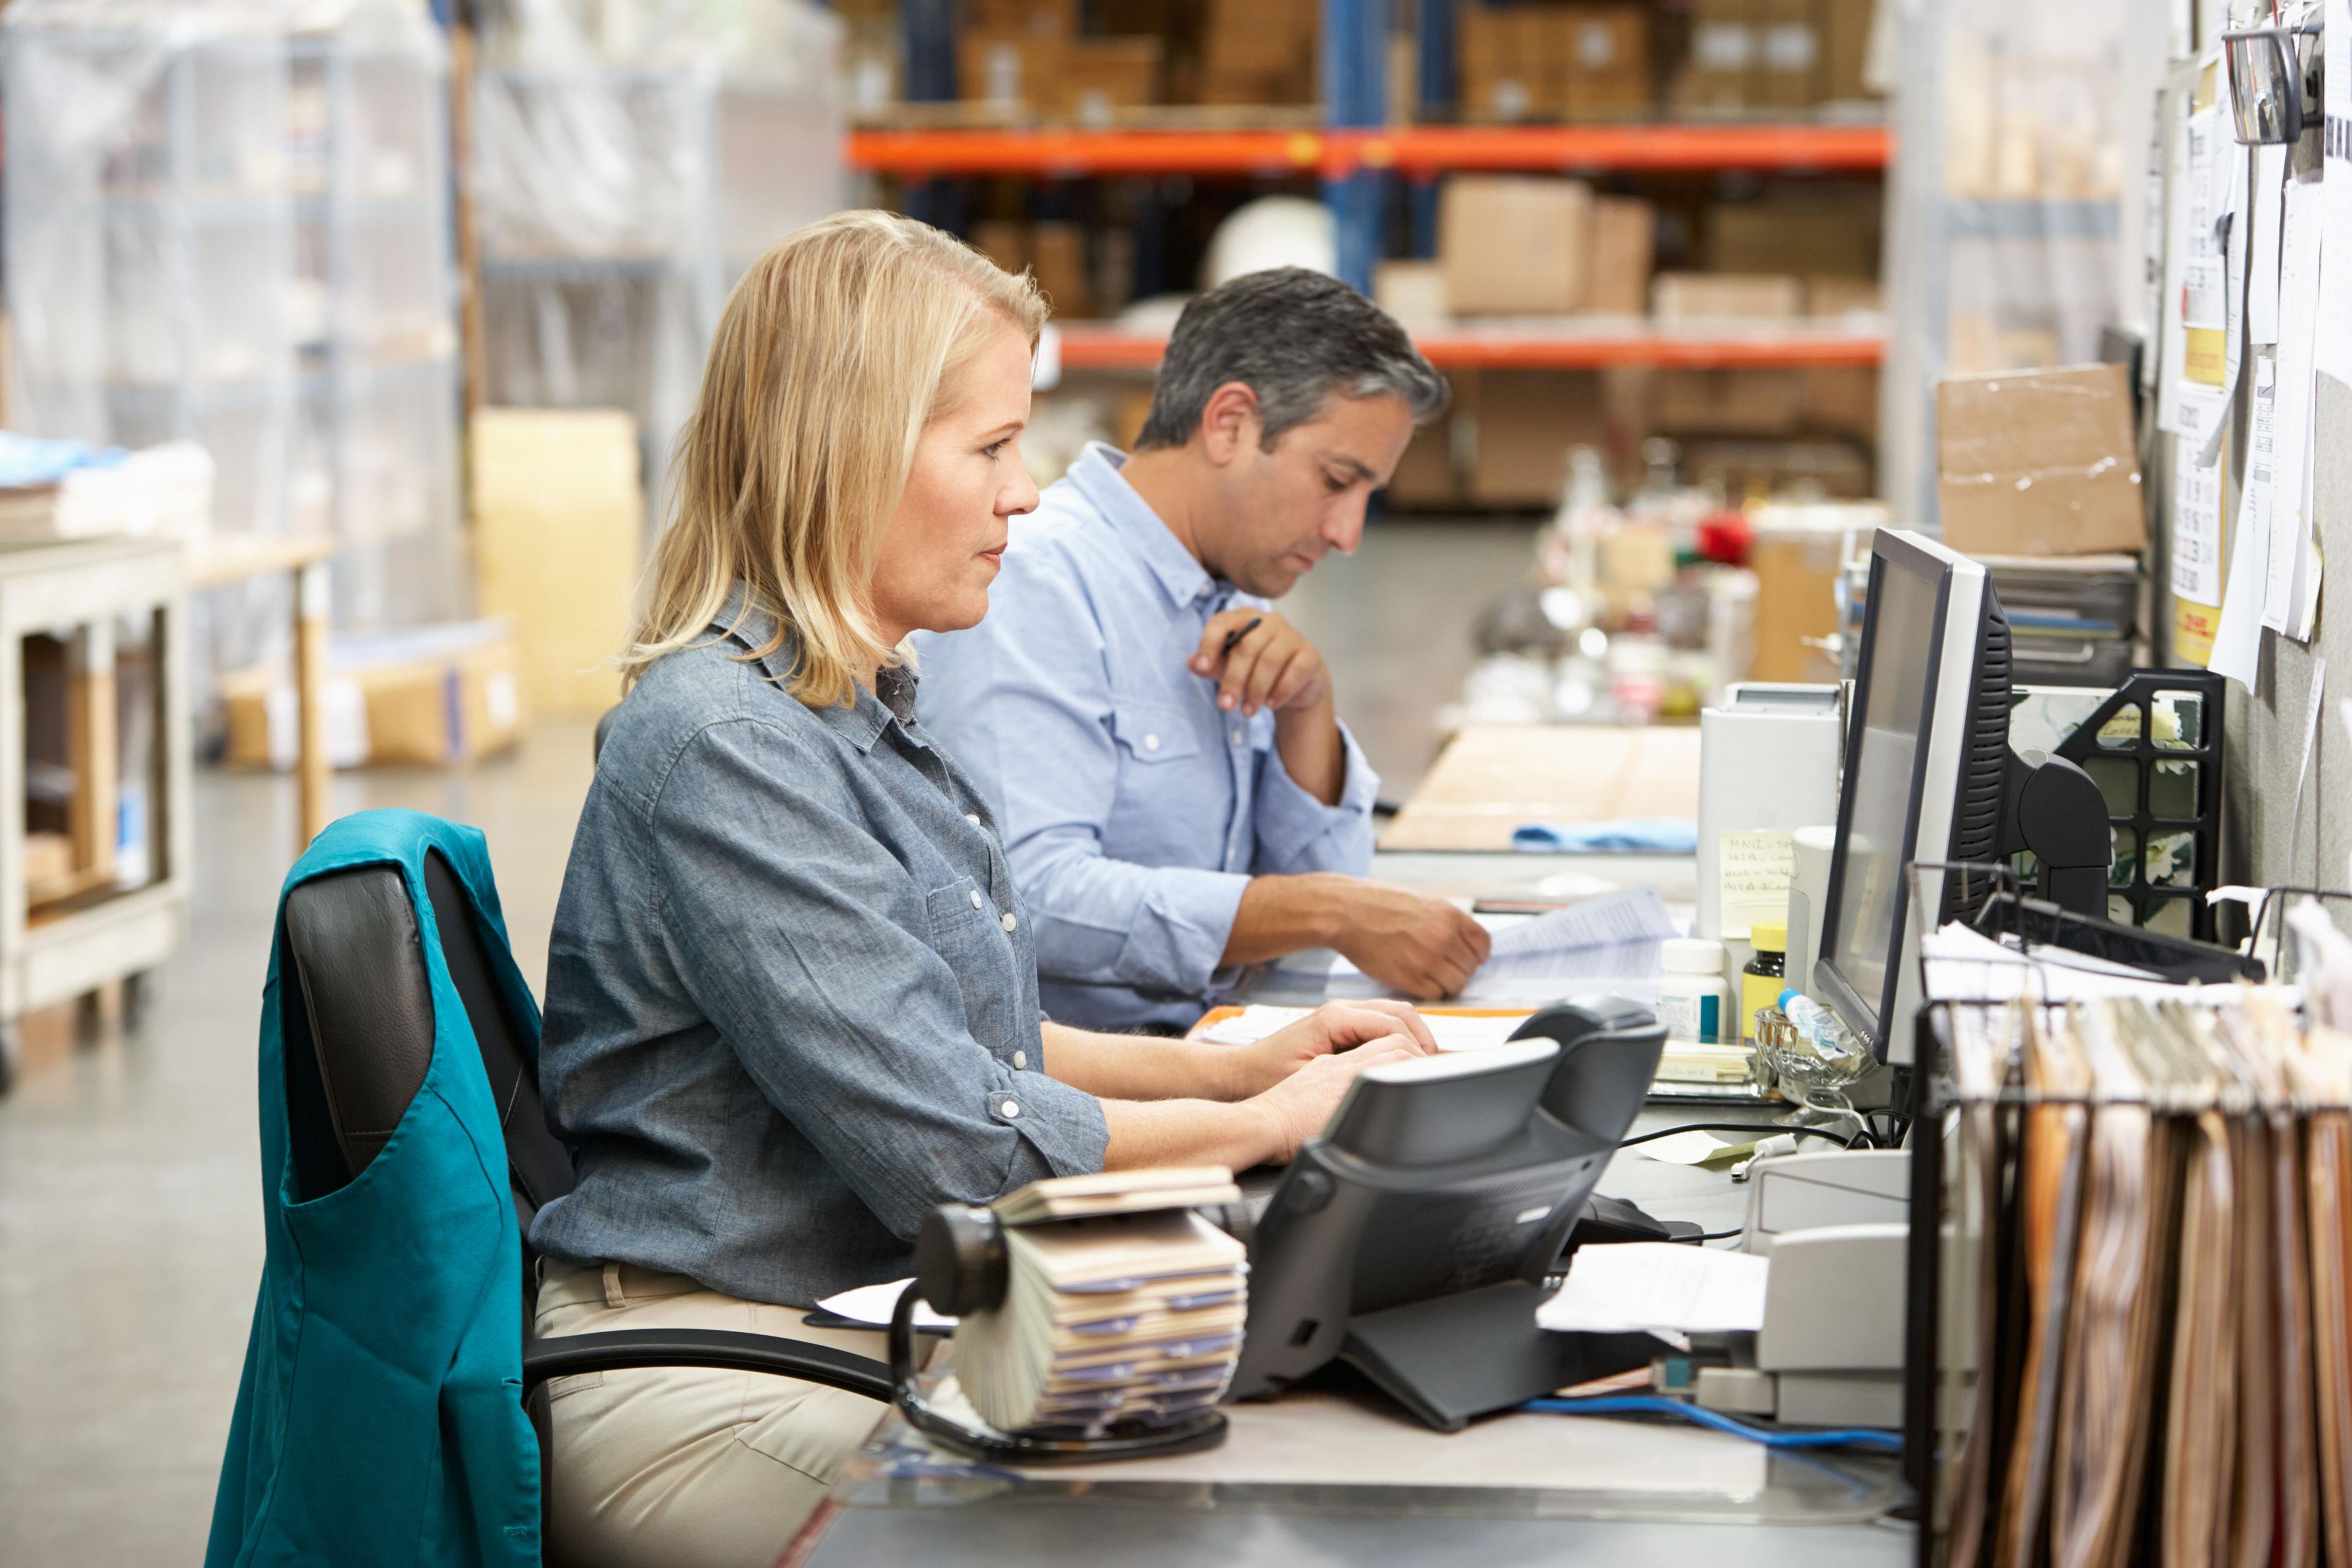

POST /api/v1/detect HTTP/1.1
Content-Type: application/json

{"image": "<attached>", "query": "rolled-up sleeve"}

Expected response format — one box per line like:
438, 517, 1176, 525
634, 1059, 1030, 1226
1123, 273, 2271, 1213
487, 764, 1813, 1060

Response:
920, 556, 1248, 1002
650, 718, 1106, 1239
1250, 720, 1380, 877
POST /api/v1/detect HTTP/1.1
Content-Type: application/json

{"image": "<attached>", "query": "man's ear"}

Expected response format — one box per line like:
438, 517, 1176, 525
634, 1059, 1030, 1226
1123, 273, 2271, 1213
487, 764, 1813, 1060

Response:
1197, 380, 1262, 467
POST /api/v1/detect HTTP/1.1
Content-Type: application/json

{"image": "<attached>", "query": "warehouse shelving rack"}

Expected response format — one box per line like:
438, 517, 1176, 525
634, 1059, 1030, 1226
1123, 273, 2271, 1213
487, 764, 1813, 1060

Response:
876, 0, 1890, 366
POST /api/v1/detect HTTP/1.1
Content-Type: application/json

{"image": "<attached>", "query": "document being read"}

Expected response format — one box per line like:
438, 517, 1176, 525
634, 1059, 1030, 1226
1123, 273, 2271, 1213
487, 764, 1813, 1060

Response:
1280, 886, 1677, 1003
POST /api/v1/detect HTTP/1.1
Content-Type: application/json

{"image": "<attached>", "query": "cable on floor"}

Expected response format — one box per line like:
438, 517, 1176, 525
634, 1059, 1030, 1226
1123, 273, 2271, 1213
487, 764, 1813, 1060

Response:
1521, 1395, 1902, 1452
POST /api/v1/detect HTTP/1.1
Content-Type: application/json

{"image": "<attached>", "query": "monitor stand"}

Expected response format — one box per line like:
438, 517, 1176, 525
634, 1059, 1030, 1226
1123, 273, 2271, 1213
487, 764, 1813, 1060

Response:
2001, 749, 2111, 918
1335, 1281, 1662, 1433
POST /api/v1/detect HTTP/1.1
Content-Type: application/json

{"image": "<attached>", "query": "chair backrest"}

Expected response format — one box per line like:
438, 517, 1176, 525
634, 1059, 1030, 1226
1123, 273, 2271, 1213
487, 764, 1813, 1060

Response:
282, 848, 573, 1248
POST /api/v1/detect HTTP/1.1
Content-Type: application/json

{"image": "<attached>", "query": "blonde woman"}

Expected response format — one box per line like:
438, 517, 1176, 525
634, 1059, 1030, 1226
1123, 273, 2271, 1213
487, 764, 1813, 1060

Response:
527, 211, 1434, 1567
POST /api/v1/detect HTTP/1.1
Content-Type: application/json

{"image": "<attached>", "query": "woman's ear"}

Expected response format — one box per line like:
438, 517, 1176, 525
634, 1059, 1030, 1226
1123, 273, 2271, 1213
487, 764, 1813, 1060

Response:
1198, 381, 1264, 467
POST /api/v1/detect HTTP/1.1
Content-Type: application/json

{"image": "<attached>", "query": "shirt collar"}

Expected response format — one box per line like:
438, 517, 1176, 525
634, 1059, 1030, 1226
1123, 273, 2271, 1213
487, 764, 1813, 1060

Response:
1065, 442, 1227, 611
712, 582, 916, 754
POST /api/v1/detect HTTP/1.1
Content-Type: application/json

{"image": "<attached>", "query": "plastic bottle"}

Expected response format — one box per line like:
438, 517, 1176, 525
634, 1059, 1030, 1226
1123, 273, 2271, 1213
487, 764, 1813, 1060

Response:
1777, 990, 1869, 1073
1740, 921, 1787, 1046
1656, 937, 1733, 1044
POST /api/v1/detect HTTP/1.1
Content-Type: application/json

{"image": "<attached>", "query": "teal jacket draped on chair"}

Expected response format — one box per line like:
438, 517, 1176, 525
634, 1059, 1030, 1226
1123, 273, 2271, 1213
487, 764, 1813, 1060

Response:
207, 810, 541, 1567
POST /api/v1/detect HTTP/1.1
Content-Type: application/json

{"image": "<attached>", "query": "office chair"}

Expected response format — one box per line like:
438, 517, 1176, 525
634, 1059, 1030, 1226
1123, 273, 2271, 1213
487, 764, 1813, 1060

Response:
280, 841, 892, 1514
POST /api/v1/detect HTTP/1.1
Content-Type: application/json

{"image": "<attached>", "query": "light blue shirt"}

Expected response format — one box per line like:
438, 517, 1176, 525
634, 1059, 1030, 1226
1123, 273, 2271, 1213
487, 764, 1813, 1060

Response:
913, 443, 1379, 1033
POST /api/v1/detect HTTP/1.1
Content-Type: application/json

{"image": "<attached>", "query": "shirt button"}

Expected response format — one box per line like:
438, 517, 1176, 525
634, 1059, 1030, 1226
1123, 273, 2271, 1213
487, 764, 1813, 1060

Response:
1001, 1100, 1020, 1118
1000, 911, 1018, 933
1143, 733, 1161, 752
965, 813, 981, 826
1231, 728, 1245, 747
1012, 1050, 1028, 1069
969, 889, 984, 910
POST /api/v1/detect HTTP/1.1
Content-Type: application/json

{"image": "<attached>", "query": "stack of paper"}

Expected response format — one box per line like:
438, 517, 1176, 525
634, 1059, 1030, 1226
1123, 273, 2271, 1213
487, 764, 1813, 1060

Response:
1197, 1003, 1526, 1052
952, 1175, 1248, 1438
1537, 1241, 1770, 1338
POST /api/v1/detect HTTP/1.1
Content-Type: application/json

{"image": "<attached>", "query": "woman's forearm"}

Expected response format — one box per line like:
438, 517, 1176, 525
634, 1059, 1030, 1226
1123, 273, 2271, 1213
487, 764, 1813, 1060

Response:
1098, 1097, 1277, 1172
1039, 1020, 1257, 1101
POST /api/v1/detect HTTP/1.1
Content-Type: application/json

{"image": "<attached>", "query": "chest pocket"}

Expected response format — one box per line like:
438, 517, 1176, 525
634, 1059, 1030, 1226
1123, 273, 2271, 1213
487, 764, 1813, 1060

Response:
1109, 699, 1200, 764
923, 875, 1019, 1050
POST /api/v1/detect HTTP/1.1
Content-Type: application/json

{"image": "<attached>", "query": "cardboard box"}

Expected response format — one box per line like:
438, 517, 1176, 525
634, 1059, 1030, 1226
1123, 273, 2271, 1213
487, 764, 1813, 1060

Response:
221, 622, 525, 771
1816, 0, 1880, 103
1586, 197, 1654, 315
1800, 366, 1878, 440
1679, 0, 1757, 113
1203, 0, 1311, 75
472, 409, 641, 716
1440, 176, 1593, 316
1374, 258, 1450, 323
1755, 0, 1819, 109
1028, 222, 1093, 318
1651, 271, 1803, 320
1383, 421, 1462, 508
1710, 197, 1880, 277
1558, 4, 1651, 121
1653, 369, 1804, 435
1806, 274, 1882, 317
959, 30, 1065, 110
970, 220, 1030, 277
1061, 36, 1161, 121
1460, 8, 1550, 120
1935, 364, 2147, 556
1749, 524, 1847, 682
1460, 370, 1617, 506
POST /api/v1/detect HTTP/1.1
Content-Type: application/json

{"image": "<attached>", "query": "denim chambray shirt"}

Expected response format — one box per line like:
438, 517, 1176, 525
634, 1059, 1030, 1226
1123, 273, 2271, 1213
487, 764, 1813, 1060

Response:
529, 590, 1109, 1308
913, 443, 1379, 1034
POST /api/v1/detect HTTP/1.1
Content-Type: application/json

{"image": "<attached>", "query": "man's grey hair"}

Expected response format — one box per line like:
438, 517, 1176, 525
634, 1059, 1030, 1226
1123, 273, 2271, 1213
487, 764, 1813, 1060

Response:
1134, 268, 1449, 452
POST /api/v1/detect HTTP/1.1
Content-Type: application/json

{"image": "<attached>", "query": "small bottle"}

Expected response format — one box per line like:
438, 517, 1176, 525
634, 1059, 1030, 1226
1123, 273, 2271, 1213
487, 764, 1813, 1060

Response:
1657, 937, 1733, 1044
1741, 921, 1788, 1046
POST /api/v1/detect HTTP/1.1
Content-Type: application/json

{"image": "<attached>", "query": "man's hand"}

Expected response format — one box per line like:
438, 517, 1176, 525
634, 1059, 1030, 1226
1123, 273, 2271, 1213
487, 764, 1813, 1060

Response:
1248, 1035, 1429, 1160
1228, 999, 1436, 1096
1330, 883, 1492, 1001
1189, 609, 1330, 719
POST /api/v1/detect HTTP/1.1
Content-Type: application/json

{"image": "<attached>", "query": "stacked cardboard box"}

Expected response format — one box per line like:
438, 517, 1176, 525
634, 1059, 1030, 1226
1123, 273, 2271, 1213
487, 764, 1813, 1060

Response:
967, 221, 1097, 317
1436, 178, 1655, 317
958, 0, 1165, 118
1459, 4, 1651, 122
220, 621, 526, 771
1675, 0, 1881, 113
1200, 0, 1317, 104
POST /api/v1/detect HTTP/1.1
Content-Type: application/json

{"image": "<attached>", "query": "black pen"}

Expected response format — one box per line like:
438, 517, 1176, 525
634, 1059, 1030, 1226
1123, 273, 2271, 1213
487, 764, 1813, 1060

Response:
1219, 616, 1264, 658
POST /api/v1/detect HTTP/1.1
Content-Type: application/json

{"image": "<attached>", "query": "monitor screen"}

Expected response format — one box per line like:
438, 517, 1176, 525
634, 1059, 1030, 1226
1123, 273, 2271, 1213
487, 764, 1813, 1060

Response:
1820, 549, 1948, 1039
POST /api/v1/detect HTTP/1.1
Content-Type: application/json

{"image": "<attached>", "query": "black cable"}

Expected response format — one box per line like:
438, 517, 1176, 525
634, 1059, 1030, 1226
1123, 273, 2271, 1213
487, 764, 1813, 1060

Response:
1616, 1121, 1868, 1151
1674, 1226, 1747, 1243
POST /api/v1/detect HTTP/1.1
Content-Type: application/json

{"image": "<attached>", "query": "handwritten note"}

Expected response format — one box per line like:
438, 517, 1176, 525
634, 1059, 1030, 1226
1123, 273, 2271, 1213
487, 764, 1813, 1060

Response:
1717, 829, 1795, 938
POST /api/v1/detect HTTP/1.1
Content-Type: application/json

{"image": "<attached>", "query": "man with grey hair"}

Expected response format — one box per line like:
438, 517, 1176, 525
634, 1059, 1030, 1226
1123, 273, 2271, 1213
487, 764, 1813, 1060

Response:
914, 267, 1490, 1033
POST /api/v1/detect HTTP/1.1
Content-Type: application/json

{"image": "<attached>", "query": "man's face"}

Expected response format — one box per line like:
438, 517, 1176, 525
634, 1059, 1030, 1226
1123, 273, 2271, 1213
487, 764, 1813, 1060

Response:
1201, 391, 1417, 598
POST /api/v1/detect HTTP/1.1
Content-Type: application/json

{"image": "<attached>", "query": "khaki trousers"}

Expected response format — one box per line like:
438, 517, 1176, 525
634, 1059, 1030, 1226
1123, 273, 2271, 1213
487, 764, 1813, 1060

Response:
535, 1259, 893, 1568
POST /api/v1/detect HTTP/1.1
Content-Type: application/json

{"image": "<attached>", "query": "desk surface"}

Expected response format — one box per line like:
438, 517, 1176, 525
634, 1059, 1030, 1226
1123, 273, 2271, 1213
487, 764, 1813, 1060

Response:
1382, 724, 1703, 853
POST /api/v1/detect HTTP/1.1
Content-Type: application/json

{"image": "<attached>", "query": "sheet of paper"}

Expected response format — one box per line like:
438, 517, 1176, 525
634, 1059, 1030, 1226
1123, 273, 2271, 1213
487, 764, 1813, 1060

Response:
1716, 829, 1795, 939
2250, 142, 2286, 344
2198, 129, 2249, 466
1196, 1003, 1529, 1053
2173, 431, 2225, 606
2210, 454, 2269, 688
2322, 0, 2352, 383
1633, 1129, 1758, 1166
2158, 100, 2203, 435
1485, 887, 1678, 957
817, 1278, 956, 1330
2270, 174, 2324, 630
1537, 1242, 1770, 1336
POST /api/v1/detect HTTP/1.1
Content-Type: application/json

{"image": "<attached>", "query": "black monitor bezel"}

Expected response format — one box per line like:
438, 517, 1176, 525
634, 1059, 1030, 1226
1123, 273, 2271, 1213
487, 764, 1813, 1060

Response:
1814, 532, 1957, 1063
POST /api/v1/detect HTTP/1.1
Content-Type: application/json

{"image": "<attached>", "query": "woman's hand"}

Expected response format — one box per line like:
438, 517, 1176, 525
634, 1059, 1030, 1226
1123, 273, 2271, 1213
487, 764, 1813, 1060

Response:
1248, 1035, 1428, 1161
1229, 1000, 1436, 1098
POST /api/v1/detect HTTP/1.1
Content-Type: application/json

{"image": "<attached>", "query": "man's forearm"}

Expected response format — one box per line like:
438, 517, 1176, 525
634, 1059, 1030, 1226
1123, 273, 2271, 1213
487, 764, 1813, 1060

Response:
1217, 872, 1349, 967
1041, 1020, 1255, 1101
1272, 696, 1345, 805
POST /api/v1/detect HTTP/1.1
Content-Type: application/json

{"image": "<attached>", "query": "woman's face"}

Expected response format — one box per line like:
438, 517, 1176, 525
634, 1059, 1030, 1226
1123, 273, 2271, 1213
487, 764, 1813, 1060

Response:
870, 323, 1039, 647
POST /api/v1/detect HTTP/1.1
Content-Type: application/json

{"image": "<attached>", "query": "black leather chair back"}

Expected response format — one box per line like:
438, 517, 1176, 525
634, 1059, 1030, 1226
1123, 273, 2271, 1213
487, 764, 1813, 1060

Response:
281, 848, 573, 1248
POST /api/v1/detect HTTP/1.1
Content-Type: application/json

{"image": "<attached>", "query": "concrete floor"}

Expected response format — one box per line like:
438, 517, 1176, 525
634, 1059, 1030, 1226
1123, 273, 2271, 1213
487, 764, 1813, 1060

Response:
0, 517, 1537, 1564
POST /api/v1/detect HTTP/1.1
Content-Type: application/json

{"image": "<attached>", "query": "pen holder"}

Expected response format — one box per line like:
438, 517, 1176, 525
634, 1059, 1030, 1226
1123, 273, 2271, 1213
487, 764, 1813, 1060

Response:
885, 1203, 1232, 1466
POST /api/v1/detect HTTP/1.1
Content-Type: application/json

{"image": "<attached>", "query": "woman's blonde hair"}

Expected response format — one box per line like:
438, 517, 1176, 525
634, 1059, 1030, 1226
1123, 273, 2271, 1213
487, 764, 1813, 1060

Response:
621, 210, 1047, 706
